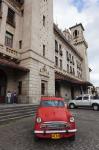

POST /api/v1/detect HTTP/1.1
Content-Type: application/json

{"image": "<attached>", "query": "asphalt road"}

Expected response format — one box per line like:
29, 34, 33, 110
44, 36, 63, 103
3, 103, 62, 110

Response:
0, 109, 99, 150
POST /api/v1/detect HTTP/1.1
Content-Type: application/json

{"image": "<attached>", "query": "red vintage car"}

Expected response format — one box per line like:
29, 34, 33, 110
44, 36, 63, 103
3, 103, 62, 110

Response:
34, 97, 77, 140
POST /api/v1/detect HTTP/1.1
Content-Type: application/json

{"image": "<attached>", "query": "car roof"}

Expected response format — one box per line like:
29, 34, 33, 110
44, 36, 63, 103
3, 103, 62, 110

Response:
76, 94, 91, 97
41, 97, 64, 101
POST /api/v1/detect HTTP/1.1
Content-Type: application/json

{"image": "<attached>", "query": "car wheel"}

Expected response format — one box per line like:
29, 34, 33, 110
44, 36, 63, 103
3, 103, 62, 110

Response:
34, 134, 40, 142
69, 103, 75, 109
69, 135, 75, 141
93, 104, 99, 111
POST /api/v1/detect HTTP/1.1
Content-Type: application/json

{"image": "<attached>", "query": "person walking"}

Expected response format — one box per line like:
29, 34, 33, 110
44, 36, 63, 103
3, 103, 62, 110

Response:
13, 91, 17, 103
11, 90, 17, 104
6, 91, 11, 104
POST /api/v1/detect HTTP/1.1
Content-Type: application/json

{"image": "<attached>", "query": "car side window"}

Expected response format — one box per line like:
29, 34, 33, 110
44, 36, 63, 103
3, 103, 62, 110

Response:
83, 96, 89, 100
75, 97, 82, 100
90, 96, 94, 99
93, 95, 99, 100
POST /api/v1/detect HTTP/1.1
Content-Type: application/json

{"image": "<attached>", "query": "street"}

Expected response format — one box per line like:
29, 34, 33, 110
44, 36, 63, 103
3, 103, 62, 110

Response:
0, 109, 99, 150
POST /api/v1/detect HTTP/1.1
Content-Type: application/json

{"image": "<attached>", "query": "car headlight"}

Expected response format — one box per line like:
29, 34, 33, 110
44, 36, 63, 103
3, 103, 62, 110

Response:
36, 117, 42, 123
70, 117, 75, 123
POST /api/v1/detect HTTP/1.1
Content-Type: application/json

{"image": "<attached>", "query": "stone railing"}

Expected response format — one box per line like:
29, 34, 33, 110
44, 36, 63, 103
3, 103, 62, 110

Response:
55, 68, 83, 82
7, 0, 24, 9
0, 44, 20, 60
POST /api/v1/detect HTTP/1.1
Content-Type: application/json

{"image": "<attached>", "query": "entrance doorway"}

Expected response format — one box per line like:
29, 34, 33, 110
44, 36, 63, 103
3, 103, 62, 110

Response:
0, 69, 7, 103
55, 81, 61, 97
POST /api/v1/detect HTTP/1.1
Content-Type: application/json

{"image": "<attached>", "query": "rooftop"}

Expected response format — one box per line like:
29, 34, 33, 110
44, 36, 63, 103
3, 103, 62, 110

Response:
69, 23, 85, 31
54, 24, 83, 60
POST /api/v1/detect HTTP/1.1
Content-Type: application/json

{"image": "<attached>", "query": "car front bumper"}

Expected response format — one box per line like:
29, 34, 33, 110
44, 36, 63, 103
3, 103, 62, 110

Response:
34, 129, 77, 134
34, 129, 77, 139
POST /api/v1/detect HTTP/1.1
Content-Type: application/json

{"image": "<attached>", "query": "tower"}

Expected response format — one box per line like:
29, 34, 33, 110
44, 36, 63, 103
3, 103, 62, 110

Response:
20, 0, 55, 103
22, 0, 54, 62
69, 23, 90, 81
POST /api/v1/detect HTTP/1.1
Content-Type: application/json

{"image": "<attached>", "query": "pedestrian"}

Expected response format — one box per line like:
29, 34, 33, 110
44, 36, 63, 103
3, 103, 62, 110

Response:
11, 90, 17, 104
6, 91, 11, 104
13, 91, 17, 103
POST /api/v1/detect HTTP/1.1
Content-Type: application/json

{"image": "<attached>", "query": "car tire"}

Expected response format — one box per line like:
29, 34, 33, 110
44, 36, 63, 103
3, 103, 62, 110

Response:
34, 134, 40, 142
93, 104, 99, 111
69, 103, 75, 109
69, 135, 75, 141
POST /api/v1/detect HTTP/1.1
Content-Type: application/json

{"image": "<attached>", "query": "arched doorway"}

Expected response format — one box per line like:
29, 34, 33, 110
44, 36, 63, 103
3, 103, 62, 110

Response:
0, 69, 7, 103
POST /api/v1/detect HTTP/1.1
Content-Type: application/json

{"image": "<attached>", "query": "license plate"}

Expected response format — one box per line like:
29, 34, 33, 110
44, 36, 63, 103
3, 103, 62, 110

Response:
51, 134, 61, 139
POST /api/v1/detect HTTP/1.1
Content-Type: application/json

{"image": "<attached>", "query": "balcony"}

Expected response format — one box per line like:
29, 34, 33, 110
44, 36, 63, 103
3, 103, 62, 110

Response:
7, 0, 24, 9
55, 68, 83, 83
0, 44, 20, 61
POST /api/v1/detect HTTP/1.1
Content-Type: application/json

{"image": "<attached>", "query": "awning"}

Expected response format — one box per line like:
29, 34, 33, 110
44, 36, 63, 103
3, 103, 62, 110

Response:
0, 58, 29, 72
55, 71, 92, 86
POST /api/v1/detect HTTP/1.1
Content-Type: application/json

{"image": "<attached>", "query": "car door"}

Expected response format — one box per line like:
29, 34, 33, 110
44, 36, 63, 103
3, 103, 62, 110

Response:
75, 96, 83, 106
82, 96, 90, 106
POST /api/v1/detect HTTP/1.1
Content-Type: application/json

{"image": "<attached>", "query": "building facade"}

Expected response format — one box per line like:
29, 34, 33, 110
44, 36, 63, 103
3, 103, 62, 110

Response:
0, 0, 91, 104
54, 24, 91, 101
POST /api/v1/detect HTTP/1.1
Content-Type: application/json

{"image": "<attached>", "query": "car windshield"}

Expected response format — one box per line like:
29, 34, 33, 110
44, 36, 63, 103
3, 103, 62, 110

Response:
40, 100, 65, 107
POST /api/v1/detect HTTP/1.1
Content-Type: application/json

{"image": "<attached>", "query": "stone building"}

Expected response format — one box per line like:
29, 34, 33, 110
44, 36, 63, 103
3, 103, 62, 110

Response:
0, 0, 91, 104
54, 24, 91, 101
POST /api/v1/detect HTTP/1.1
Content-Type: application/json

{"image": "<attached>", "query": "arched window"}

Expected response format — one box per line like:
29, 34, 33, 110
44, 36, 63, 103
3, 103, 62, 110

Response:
73, 30, 79, 38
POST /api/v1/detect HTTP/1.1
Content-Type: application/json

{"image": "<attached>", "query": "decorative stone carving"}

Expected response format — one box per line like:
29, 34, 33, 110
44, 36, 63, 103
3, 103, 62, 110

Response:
40, 65, 49, 77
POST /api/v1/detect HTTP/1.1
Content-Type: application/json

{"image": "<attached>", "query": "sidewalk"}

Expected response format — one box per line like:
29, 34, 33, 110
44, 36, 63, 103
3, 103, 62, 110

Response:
0, 104, 37, 109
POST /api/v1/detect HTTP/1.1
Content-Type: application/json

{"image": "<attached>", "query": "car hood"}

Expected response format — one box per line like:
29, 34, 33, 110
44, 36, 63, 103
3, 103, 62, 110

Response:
37, 107, 70, 122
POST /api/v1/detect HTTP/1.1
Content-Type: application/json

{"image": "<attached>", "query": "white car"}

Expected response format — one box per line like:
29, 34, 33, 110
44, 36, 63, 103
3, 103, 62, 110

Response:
68, 94, 99, 111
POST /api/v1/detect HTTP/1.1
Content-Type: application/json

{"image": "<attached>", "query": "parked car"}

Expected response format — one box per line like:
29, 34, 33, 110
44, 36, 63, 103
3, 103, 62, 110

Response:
34, 97, 77, 140
68, 94, 99, 111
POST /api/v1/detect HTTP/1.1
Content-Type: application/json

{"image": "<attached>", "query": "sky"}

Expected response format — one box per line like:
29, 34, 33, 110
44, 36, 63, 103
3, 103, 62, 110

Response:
53, 0, 99, 87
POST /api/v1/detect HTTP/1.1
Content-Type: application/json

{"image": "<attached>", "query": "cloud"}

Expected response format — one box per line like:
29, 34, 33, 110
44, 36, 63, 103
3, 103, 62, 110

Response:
69, 0, 85, 12
54, 0, 99, 86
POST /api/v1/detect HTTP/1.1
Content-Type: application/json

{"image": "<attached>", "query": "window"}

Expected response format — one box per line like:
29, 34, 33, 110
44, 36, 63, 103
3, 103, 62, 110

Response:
18, 81, 22, 95
5, 31, 13, 48
72, 56, 74, 65
73, 30, 79, 38
19, 40, 22, 49
66, 51, 69, 61
21, 9, 24, 16
43, 44, 45, 57
7, 8, 15, 27
70, 66, 72, 74
41, 83, 45, 95
69, 54, 71, 62
60, 59, 62, 69
73, 68, 75, 75
77, 71, 79, 78
59, 44, 62, 56
59, 44, 61, 51
75, 96, 82, 100
40, 100, 64, 107
55, 40, 58, 52
41, 81, 47, 96
55, 56, 58, 67
83, 96, 89, 100
43, 15, 45, 26
67, 64, 69, 73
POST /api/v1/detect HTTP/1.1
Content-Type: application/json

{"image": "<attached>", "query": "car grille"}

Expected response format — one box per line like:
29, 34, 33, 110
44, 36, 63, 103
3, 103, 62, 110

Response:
40, 121, 69, 129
